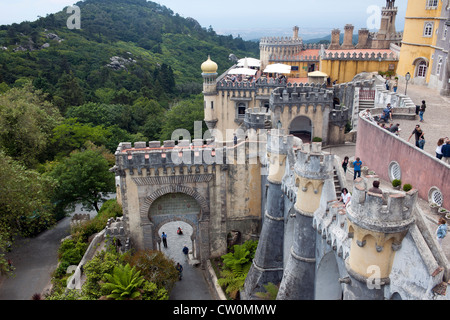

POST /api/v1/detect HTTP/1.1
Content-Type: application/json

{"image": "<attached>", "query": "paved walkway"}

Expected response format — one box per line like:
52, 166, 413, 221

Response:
389, 82, 450, 156
160, 221, 215, 300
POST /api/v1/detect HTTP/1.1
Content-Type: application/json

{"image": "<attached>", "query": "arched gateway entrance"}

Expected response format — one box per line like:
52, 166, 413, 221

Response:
150, 193, 200, 260
289, 116, 312, 143
140, 185, 211, 264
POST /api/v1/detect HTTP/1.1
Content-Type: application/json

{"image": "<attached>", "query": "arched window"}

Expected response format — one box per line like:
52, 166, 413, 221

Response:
416, 61, 428, 78
424, 22, 433, 37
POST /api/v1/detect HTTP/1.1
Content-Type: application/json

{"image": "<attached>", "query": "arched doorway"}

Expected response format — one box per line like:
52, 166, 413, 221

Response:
289, 116, 312, 143
148, 192, 202, 261
315, 251, 343, 300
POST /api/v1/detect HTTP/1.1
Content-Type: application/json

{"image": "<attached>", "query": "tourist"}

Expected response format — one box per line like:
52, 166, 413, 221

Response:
436, 138, 445, 160
182, 245, 189, 256
419, 100, 426, 122
389, 123, 401, 136
442, 140, 450, 164
385, 79, 390, 91
342, 156, 349, 174
368, 180, 383, 194
161, 232, 168, 248
339, 188, 351, 207
408, 125, 425, 149
177, 227, 183, 235
381, 103, 393, 123
176, 262, 183, 280
362, 109, 374, 122
234, 134, 237, 146
353, 157, 362, 180
393, 77, 398, 92
436, 218, 448, 247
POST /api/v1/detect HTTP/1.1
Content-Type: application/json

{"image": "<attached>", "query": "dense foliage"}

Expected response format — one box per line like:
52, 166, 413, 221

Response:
217, 240, 258, 299
0, 0, 259, 271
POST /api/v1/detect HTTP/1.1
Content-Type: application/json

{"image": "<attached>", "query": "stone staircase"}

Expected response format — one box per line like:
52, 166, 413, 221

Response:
333, 168, 341, 199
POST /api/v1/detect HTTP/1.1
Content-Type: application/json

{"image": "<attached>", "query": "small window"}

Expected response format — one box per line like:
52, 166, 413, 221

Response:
424, 22, 434, 37
388, 161, 401, 182
237, 103, 246, 118
443, 27, 448, 40
211, 101, 214, 109
437, 57, 443, 76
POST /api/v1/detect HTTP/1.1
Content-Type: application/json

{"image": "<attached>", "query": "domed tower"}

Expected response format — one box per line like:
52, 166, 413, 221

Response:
201, 56, 219, 131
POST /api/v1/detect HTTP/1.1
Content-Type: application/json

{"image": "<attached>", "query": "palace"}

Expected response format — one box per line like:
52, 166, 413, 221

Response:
112, 0, 450, 300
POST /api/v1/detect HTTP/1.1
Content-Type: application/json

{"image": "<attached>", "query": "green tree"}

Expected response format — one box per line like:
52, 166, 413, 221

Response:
50, 118, 110, 159
46, 148, 115, 213
102, 263, 145, 300
159, 94, 206, 141
0, 82, 62, 168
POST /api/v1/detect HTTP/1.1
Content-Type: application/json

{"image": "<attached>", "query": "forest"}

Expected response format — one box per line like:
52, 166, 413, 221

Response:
0, 0, 259, 274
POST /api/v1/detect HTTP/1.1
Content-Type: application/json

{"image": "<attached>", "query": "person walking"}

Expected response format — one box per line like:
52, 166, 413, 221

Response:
182, 245, 189, 257
353, 157, 362, 180
176, 262, 183, 280
419, 100, 426, 122
436, 218, 448, 247
408, 125, 425, 149
342, 156, 349, 174
161, 232, 168, 248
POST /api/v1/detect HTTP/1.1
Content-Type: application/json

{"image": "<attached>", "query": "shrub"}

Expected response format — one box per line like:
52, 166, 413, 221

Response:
392, 179, 401, 188
403, 184, 412, 192
312, 137, 323, 142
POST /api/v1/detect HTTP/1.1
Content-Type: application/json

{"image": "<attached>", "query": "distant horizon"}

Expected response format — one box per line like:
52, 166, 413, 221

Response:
0, 0, 407, 40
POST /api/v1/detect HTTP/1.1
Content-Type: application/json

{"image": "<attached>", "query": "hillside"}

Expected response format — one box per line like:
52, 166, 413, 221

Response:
0, 0, 258, 111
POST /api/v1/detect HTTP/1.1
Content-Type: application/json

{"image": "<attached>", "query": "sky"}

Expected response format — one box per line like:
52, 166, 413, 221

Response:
0, 0, 408, 39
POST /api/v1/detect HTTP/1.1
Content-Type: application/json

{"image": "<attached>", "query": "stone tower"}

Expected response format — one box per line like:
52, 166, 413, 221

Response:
259, 27, 303, 72
276, 142, 333, 300
373, 0, 398, 49
344, 179, 416, 300
243, 130, 293, 299
201, 56, 219, 131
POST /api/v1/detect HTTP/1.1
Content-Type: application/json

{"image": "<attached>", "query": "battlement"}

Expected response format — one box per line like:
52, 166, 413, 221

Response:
322, 51, 398, 61
269, 54, 320, 62
270, 84, 333, 109
314, 199, 351, 260
244, 107, 271, 130
347, 179, 416, 234
294, 143, 334, 179
260, 36, 303, 47
267, 130, 294, 155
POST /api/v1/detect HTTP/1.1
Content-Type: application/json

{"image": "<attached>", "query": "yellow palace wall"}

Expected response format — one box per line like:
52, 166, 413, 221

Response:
396, 0, 443, 83
321, 59, 398, 83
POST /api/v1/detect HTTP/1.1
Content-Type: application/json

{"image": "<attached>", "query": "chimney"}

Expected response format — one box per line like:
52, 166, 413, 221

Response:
341, 24, 355, 49
356, 28, 370, 49
328, 29, 341, 50
293, 26, 299, 39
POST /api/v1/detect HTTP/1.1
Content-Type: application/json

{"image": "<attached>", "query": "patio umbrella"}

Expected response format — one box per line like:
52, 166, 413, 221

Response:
228, 68, 257, 76
263, 63, 291, 74
237, 57, 260, 68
